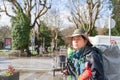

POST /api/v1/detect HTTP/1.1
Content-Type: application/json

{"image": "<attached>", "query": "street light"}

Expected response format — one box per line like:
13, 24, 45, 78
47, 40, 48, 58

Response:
108, 12, 115, 45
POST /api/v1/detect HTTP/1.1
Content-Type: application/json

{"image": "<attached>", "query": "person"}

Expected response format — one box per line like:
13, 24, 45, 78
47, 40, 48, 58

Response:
67, 45, 74, 61
67, 45, 75, 80
63, 28, 106, 80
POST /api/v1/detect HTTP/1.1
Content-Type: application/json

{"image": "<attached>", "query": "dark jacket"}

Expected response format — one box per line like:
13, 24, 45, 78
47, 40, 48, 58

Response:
72, 46, 106, 80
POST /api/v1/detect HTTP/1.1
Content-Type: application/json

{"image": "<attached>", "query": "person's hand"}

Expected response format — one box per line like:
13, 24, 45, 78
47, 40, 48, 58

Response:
62, 69, 68, 76
78, 62, 92, 80
110, 40, 117, 44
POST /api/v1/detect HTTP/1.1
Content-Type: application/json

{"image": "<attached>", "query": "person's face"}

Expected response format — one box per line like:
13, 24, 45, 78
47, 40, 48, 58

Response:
72, 35, 87, 50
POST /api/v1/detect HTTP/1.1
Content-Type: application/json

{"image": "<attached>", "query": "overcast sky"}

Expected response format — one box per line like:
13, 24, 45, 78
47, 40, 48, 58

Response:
0, 0, 112, 28
0, 0, 69, 27
0, 1, 13, 26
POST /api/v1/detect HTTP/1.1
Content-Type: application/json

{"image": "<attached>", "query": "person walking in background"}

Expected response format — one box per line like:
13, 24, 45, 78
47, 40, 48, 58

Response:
67, 46, 74, 61
63, 28, 106, 80
67, 45, 74, 80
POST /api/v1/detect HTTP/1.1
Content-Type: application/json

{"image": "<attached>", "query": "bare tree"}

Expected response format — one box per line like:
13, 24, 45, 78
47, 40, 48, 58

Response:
0, 0, 52, 50
42, 7, 64, 50
0, 0, 52, 28
68, 0, 110, 35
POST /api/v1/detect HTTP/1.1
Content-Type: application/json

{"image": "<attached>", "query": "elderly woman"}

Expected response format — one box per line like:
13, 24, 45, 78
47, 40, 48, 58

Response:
64, 29, 106, 80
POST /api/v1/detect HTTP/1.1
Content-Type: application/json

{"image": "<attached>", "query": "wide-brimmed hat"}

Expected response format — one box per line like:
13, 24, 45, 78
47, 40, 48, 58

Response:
66, 29, 92, 46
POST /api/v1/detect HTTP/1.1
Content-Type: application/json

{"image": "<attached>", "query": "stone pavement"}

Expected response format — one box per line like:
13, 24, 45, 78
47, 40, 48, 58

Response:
0, 57, 53, 70
19, 71, 66, 80
0, 57, 65, 80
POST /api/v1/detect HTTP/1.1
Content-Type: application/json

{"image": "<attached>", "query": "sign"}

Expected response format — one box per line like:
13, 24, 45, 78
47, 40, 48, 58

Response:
107, 18, 116, 29
95, 18, 116, 29
4, 38, 12, 50
95, 18, 106, 28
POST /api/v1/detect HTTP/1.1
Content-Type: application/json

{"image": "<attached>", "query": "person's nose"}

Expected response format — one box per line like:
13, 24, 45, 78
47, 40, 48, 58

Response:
73, 39, 78, 43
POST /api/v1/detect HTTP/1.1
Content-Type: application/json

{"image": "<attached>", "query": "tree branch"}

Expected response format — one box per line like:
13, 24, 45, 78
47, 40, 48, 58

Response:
0, 1, 13, 17
31, 0, 51, 27
23, 0, 27, 13
30, 0, 36, 11
77, 7, 86, 30
11, 0, 23, 13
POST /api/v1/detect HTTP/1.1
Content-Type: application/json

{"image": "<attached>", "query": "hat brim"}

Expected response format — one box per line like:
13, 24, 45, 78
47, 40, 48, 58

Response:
65, 34, 83, 45
65, 34, 92, 46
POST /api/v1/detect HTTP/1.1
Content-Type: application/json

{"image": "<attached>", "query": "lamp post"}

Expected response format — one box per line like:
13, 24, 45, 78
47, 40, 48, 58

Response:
31, 29, 35, 51
108, 12, 115, 45
108, 12, 111, 44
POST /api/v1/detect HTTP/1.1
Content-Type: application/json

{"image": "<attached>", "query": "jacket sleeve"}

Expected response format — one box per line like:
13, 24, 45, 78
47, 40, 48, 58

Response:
89, 51, 105, 80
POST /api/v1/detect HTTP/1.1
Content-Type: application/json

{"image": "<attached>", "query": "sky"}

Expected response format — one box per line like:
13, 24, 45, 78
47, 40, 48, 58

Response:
0, 1, 13, 26
49, 0, 113, 29
0, 0, 71, 27
0, 0, 113, 28
0, 13, 11, 26
0, 0, 69, 27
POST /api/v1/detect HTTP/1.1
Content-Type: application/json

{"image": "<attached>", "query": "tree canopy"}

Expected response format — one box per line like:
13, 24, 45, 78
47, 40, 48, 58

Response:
68, 0, 112, 35
11, 9, 30, 50
0, 0, 52, 28
111, 0, 120, 36
0, 0, 52, 52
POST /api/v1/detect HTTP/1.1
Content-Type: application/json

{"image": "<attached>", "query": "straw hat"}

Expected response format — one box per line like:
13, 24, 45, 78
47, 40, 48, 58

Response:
66, 28, 93, 46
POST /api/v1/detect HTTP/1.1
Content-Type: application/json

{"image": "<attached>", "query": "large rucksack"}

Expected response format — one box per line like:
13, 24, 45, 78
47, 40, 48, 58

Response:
95, 44, 120, 80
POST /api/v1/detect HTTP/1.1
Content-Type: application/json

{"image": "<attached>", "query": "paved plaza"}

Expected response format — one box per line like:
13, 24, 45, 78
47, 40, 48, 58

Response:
19, 71, 66, 80
0, 57, 66, 80
0, 57, 53, 70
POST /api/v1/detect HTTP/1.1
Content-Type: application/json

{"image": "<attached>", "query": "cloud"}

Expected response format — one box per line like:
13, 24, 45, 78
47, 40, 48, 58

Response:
0, 13, 11, 26
0, 1, 13, 26
59, 10, 74, 28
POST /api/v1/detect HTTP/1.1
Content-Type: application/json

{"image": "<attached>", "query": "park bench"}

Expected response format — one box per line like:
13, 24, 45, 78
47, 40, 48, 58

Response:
52, 54, 67, 76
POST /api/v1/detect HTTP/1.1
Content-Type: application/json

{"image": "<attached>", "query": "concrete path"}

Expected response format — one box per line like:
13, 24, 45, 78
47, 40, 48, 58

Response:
19, 71, 65, 80
0, 57, 65, 80
0, 57, 53, 71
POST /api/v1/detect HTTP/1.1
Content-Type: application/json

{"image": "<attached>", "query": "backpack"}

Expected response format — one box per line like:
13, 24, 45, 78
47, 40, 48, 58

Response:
95, 45, 120, 80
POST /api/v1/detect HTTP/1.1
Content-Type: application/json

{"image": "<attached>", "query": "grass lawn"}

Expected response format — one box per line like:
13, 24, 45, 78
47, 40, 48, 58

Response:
0, 49, 11, 54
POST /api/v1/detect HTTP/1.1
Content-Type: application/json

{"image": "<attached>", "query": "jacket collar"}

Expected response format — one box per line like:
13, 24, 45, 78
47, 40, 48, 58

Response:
73, 46, 91, 59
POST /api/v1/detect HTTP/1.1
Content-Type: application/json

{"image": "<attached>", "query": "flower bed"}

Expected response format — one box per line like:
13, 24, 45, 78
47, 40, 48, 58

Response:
0, 72, 19, 80
0, 65, 19, 80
